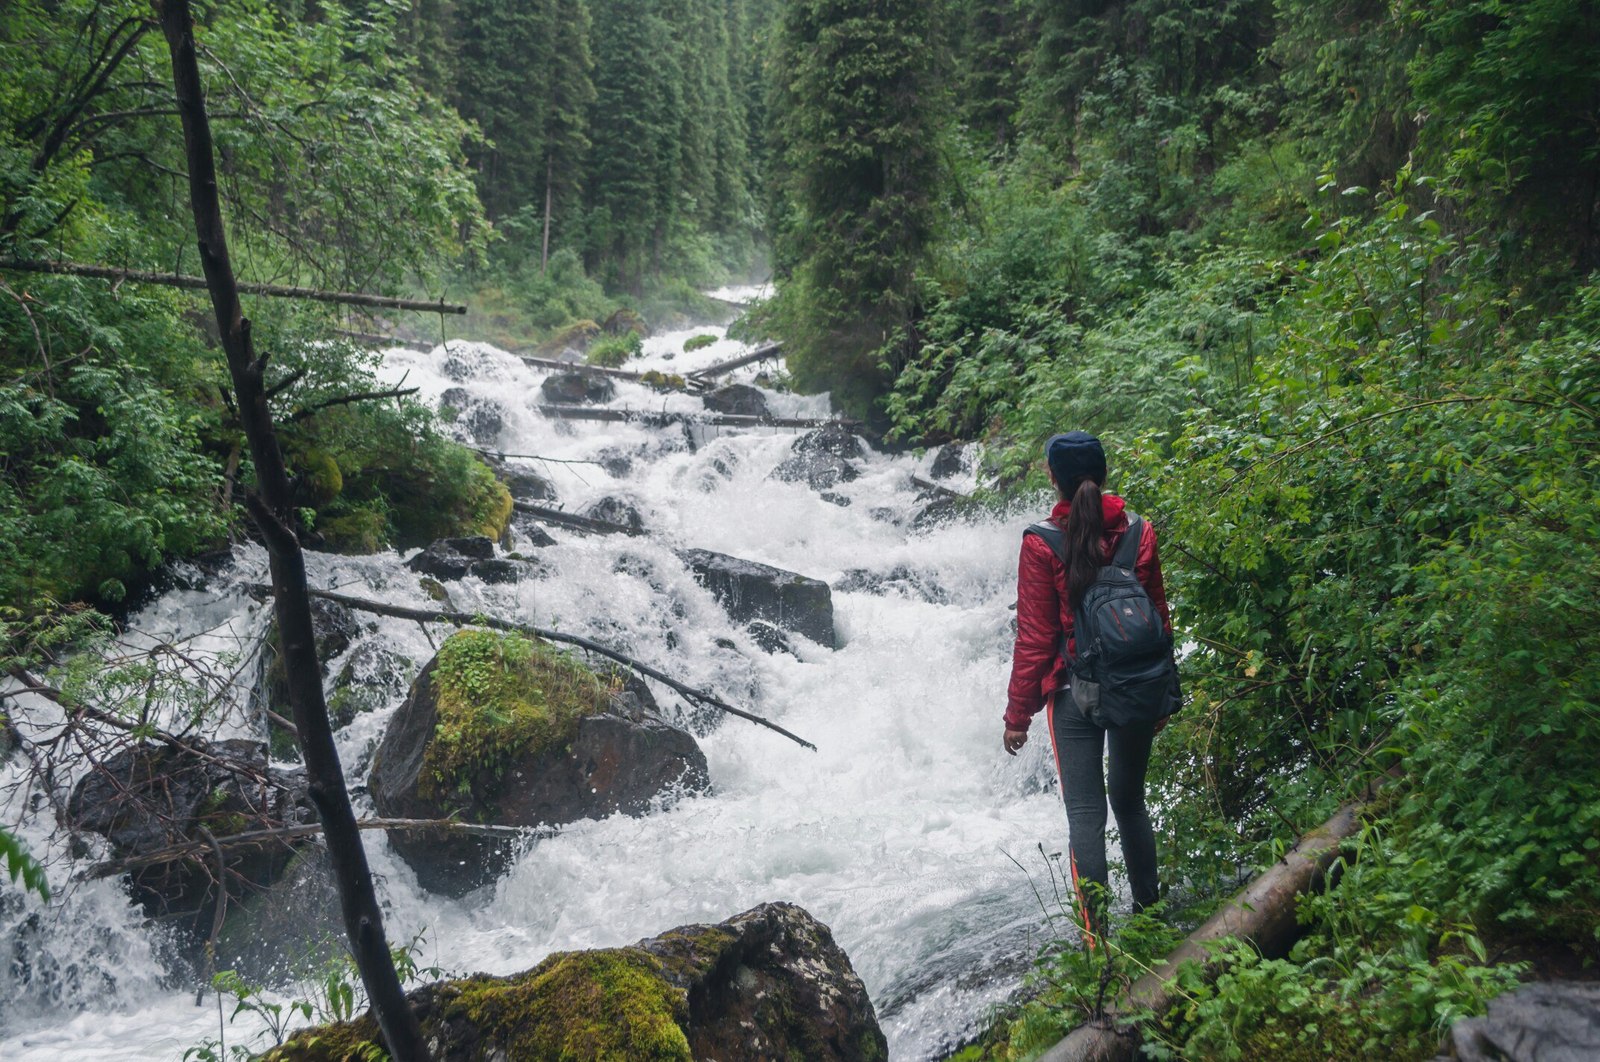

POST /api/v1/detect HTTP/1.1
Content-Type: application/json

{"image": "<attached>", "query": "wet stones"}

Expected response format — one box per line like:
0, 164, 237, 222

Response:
406, 536, 524, 584
65, 739, 315, 944
540, 370, 615, 405
771, 422, 866, 492
480, 454, 557, 503
677, 548, 835, 648
368, 645, 708, 896
702, 382, 769, 418
929, 442, 969, 479
580, 494, 647, 534
834, 565, 949, 605
438, 387, 506, 446
268, 901, 887, 1062
1438, 981, 1600, 1062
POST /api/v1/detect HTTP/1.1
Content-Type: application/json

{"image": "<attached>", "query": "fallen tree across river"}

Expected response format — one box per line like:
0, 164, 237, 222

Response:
247, 586, 818, 752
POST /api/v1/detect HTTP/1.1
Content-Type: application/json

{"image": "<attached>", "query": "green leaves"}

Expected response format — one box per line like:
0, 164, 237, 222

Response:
0, 826, 49, 901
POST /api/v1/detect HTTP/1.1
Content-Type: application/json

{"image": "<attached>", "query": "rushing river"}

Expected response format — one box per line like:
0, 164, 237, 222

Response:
1, 297, 1099, 1060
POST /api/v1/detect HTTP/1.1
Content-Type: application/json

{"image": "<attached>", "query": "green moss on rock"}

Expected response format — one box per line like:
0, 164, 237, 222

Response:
420, 630, 612, 800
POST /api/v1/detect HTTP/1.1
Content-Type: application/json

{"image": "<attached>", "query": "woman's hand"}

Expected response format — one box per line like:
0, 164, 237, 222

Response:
1004, 728, 1029, 755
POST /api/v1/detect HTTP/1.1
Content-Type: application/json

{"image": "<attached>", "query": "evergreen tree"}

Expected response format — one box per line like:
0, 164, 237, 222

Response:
586, 0, 684, 291
768, 0, 945, 418
452, 0, 555, 220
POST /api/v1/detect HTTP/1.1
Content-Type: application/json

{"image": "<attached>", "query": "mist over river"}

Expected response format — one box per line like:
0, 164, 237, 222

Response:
1, 302, 1107, 1060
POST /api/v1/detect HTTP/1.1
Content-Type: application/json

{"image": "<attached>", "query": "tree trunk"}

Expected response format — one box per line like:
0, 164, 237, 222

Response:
152, 2, 430, 1057
1036, 774, 1394, 1062
542, 158, 553, 275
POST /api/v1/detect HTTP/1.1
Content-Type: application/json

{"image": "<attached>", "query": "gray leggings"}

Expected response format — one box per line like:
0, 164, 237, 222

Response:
1047, 690, 1160, 932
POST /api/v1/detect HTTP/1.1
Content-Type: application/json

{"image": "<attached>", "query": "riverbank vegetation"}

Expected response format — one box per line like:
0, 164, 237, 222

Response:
3, 0, 1596, 1056
754, 0, 1599, 1056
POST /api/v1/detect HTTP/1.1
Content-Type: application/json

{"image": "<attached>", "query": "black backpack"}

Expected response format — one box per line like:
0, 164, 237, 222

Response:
1025, 514, 1178, 728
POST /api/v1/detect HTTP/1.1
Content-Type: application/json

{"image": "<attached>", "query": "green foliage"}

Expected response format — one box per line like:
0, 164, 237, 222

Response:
187, 932, 445, 1061
0, 826, 49, 901
421, 630, 612, 800
585, 330, 643, 368
764, 0, 946, 419
682, 333, 717, 353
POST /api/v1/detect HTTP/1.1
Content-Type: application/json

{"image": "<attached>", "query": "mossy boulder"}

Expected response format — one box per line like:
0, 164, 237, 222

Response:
213, 845, 341, 984
265, 901, 887, 1062
534, 318, 601, 358
368, 631, 709, 895
601, 307, 649, 337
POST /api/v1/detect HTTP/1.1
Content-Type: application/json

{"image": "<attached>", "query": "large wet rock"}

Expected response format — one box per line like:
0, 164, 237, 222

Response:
480, 453, 556, 503
771, 422, 866, 491
267, 901, 887, 1062
65, 740, 314, 945
369, 634, 708, 895
541, 370, 615, 405
1437, 980, 1600, 1061
702, 382, 769, 418
406, 536, 523, 584
438, 387, 506, 446
678, 548, 835, 648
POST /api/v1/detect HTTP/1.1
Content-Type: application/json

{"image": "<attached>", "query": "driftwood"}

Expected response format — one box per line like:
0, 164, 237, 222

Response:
686, 340, 783, 382
0, 259, 467, 314
535, 404, 854, 431
513, 500, 640, 536
267, 586, 818, 752
155, 3, 429, 1055
1036, 773, 1394, 1062
86, 817, 545, 880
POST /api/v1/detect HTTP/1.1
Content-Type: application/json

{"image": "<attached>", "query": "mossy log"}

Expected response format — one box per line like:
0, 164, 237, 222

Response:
1038, 774, 1393, 1062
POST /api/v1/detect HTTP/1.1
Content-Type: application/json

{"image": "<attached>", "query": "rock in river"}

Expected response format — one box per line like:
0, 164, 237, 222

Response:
702, 382, 769, 418
66, 739, 315, 951
540, 370, 615, 405
678, 547, 836, 648
266, 901, 887, 1062
368, 630, 708, 895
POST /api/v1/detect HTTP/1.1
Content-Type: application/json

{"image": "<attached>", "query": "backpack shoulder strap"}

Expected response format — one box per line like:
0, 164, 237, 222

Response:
1111, 514, 1144, 570
1024, 521, 1069, 567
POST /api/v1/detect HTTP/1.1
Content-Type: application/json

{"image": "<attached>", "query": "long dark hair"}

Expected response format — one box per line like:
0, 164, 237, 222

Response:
1063, 475, 1105, 610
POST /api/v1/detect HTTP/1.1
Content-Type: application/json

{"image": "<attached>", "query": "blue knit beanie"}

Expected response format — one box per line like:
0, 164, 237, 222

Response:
1045, 431, 1106, 486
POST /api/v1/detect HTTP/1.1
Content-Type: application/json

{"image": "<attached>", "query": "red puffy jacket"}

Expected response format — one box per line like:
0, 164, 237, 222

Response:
1004, 493, 1170, 731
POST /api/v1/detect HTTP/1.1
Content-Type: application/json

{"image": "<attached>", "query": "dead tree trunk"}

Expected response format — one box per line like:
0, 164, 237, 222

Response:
153, 2, 429, 1057
1036, 774, 1394, 1062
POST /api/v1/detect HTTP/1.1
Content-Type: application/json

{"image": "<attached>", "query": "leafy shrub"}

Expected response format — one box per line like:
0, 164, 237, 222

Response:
585, 331, 643, 368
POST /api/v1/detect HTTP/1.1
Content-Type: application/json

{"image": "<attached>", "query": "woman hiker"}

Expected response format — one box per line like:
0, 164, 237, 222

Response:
1002, 430, 1173, 944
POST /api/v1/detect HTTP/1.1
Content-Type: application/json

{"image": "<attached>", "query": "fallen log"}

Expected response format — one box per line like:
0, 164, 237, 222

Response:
518, 355, 648, 380
534, 404, 855, 431
0, 259, 467, 314
1037, 772, 1395, 1062
246, 585, 818, 752
513, 500, 640, 536
85, 817, 546, 880
686, 340, 783, 382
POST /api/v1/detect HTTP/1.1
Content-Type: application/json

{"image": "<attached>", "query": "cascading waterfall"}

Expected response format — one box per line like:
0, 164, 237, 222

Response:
1, 296, 1103, 1061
